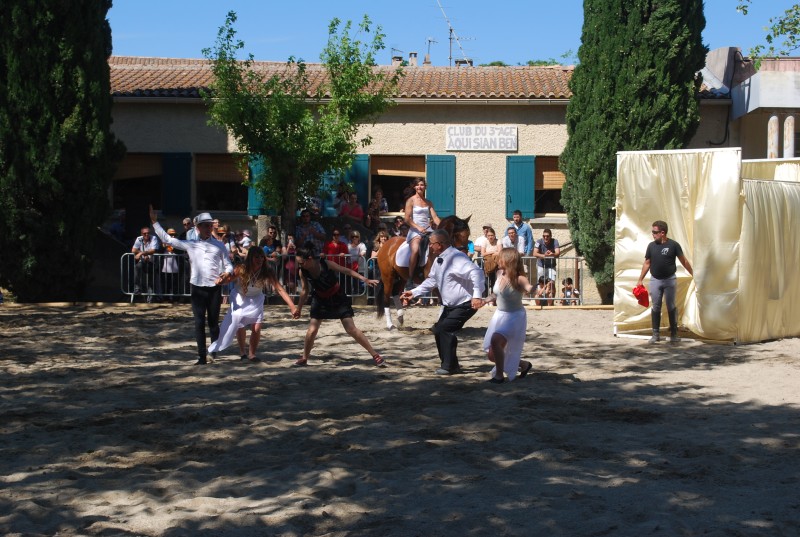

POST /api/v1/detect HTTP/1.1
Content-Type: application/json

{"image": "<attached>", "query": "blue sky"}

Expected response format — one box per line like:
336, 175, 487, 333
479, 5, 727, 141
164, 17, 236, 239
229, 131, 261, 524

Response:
109, 1, 796, 66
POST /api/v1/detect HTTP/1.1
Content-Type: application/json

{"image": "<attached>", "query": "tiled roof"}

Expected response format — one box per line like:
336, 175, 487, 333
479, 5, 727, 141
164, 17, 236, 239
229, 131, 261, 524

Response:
109, 56, 723, 100
109, 56, 574, 100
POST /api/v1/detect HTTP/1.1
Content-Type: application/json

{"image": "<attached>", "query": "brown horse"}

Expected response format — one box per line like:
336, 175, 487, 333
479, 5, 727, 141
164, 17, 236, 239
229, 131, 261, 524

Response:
375, 215, 471, 329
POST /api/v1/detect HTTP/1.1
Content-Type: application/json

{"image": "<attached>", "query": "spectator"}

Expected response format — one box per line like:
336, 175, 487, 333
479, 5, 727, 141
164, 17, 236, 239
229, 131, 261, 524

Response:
332, 181, 350, 213
283, 234, 298, 293
506, 209, 534, 256
295, 209, 326, 253
561, 277, 580, 306
365, 188, 389, 231
259, 224, 282, 262
369, 230, 390, 282
161, 228, 181, 300
473, 223, 493, 257
347, 230, 367, 293
533, 228, 560, 283
132, 226, 160, 303
180, 217, 197, 240
339, 192, 364, 226
481, 228, 502, 292
339, 224, 353, 246
240, 230, 253, 250
323, 228, 349, 267
501, 225, 525, 254
389, 215, 406, 238
533, 276, 555, 306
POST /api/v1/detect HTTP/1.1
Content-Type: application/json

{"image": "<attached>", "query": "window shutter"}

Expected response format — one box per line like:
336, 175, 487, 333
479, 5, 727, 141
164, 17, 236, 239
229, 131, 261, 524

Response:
162, 153, 192, 216
506, 156, 535, 219
247, 155, 271, 216
426, 155, 456, 217
345, 155, 370, 212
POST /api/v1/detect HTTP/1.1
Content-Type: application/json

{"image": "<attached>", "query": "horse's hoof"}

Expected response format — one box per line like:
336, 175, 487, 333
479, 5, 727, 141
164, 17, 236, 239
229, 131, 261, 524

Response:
387, 325, 396, 331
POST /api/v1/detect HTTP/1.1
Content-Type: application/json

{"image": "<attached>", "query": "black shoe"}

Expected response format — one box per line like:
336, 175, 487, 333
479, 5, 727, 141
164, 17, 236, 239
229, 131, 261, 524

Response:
487, 377, 505, 384
240, 354, 248, 360
194, 359, 208, 365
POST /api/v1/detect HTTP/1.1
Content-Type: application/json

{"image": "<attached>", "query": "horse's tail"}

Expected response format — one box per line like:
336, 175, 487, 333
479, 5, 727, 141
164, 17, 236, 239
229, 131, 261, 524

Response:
376, 281, 386, 318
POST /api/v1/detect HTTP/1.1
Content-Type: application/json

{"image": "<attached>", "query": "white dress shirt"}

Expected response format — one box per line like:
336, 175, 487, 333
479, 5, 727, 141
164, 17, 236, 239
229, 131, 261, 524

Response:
411, 246, 485, 306
501, 235, 526, 254
154, 222, 232, 287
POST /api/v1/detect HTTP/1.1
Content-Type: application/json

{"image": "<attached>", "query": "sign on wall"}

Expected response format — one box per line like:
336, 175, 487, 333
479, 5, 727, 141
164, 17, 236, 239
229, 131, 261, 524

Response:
445, 125, 518, 152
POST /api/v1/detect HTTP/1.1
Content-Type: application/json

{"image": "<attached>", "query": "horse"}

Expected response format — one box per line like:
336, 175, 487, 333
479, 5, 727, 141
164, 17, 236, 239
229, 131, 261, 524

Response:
375, 215, 471, 329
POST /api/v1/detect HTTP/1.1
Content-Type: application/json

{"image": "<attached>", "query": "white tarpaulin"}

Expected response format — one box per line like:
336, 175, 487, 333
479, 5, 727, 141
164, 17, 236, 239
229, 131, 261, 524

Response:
614, 148, 800, 342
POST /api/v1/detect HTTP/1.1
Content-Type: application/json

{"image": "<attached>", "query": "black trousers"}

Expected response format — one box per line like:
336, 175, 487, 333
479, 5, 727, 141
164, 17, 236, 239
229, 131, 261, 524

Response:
190, 284, 222, 360
432, 301, 477, 372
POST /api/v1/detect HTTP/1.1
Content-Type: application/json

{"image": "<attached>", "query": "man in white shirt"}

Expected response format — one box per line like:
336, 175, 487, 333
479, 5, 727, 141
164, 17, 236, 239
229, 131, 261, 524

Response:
132, 227, 161, 302
506, 209, 534, 256
150, 205, 233, 365
501, 226, 526, 254
400, 230, 485, 375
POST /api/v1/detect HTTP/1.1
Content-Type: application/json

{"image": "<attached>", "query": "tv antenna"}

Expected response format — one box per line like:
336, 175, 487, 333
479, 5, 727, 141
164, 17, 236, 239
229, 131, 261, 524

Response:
391, 47, 404, 62
436, 0, 472, 66
425, 37, 437, 57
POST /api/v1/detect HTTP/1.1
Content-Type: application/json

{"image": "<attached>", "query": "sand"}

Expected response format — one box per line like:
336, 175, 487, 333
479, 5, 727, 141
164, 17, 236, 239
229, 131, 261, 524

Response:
1, 303, 799, 536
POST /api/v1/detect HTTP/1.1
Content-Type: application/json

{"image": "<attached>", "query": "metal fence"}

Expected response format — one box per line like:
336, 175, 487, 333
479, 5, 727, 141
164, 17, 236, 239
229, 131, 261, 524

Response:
120, 252, 369, 303
120, 252, 583, 306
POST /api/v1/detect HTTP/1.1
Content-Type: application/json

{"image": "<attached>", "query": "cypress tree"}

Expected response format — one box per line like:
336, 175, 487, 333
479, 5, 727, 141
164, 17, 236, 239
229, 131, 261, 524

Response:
560, 0, 706, 302
0, 1, 124, 301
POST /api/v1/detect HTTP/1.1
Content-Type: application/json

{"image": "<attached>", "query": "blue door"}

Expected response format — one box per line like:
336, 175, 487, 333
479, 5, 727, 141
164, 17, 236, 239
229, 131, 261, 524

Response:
426, 155, 456, 217
506, 156, 535, 219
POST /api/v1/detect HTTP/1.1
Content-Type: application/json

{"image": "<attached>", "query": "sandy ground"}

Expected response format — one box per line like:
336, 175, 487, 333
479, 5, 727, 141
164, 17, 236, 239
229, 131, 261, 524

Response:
1, 302, 799, 537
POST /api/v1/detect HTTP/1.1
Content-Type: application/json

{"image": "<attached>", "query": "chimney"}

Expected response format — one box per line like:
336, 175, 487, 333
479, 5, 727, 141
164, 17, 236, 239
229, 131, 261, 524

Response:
391, 55, 403, 67
455, 58, 473, 68
408, 52, 418, 67
423, 53, 432, 66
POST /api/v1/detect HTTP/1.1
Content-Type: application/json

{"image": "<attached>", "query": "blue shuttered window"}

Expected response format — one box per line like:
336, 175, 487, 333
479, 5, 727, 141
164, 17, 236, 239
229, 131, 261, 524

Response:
506, 156, 535, 219
345, 155, 370, 211
426, 155, 456, 217
247, 155, 269, 216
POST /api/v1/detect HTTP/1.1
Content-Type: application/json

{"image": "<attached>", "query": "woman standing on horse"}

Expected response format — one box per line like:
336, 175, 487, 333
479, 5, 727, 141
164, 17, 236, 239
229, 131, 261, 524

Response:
404, 177, 440, 281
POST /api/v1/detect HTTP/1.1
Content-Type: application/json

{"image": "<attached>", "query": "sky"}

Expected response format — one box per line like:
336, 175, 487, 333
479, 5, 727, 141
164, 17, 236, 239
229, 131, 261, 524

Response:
108, 1, 796, 67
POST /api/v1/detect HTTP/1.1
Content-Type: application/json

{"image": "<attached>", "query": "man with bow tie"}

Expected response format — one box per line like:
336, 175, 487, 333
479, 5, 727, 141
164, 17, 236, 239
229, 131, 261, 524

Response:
401, 230, 485, 375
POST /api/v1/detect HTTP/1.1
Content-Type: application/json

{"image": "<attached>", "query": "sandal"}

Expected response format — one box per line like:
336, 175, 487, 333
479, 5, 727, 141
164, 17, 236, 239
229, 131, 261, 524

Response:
487, 377, 505, 384
248, 356, 261, 362
372, 353, 386, 367
293, 357, 308, 367
519, 362, 533, 378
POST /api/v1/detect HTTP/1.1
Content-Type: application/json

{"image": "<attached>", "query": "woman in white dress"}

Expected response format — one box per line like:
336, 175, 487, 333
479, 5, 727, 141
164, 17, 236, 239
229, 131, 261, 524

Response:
404, 177, 440, 280
481, 248, 534, 383
208, 247, 296, 362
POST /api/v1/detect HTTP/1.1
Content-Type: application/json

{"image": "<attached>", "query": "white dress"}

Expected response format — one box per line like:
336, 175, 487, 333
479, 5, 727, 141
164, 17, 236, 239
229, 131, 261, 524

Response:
208, 280, 265, 354
483, 280, 528, 380
406, 204, 432, 242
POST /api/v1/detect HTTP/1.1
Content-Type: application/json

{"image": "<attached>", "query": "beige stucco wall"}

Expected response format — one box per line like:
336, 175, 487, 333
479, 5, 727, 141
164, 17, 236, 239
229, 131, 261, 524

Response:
112, 101, 236, 154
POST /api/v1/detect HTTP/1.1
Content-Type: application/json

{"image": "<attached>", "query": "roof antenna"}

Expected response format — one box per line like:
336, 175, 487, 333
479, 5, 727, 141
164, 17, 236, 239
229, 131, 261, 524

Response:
436, 0, 473, 67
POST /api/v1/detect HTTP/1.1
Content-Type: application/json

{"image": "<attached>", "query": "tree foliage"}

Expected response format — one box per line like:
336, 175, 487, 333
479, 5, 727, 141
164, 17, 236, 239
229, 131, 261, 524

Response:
737, 1, 800, 60
202, 12, 401, 233
0, 0, 125, 301
559, 0, 706, 301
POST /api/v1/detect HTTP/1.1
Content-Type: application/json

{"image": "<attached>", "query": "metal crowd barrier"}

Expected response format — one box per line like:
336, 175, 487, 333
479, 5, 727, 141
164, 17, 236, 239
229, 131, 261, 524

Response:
120, 252, 369, 303
121, 252, 583, 306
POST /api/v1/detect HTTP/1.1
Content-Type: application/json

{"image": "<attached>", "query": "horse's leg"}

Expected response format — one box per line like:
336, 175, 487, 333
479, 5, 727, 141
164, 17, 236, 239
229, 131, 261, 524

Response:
392, 295, 404, 326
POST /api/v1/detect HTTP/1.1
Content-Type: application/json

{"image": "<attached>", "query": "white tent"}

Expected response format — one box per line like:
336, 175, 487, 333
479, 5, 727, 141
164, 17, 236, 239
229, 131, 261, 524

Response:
613, 148, 800, 343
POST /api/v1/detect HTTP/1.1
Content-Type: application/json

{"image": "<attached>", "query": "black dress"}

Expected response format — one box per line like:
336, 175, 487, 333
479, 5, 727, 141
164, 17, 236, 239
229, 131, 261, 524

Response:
302, 259, 354, 320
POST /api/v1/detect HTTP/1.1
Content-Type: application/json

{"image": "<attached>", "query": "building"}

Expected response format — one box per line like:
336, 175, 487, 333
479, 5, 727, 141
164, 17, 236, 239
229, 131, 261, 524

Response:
108, 49, 798, 303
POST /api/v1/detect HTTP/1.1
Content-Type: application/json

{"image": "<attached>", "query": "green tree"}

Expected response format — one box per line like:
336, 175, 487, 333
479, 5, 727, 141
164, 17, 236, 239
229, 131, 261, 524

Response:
0, 0, 124, 301
559, 0, 706, 302
737, 1, 800, 60
202, 12, 401, 234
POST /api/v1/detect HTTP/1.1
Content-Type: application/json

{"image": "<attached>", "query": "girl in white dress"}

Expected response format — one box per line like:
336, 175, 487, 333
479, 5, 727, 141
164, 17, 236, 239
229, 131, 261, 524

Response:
482, 248, 534, 383
208, 247, 296, 361
404, 177, 440, 280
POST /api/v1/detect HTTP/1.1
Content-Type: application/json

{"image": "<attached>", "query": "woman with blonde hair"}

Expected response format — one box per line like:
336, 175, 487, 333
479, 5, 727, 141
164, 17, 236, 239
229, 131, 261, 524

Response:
208, 247, 296, 362
481, 248, 534, 383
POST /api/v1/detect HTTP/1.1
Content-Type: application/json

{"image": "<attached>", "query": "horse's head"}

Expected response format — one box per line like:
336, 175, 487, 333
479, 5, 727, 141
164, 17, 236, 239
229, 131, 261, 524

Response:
438, 215, 471, 249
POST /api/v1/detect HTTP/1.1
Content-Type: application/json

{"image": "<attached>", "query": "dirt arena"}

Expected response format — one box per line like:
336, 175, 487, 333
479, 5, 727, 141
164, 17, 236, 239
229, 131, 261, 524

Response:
1, 303, 799, 536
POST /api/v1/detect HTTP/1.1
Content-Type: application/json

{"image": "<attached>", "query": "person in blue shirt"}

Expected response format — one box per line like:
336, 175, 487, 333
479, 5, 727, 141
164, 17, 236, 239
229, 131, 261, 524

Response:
506, 209, 534, 256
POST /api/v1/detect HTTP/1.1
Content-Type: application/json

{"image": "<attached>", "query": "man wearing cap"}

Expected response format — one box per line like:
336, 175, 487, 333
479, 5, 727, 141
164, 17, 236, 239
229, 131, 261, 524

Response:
150, 205, 233, 365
